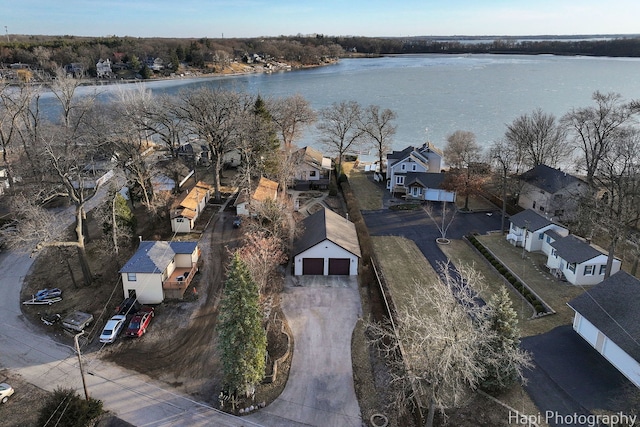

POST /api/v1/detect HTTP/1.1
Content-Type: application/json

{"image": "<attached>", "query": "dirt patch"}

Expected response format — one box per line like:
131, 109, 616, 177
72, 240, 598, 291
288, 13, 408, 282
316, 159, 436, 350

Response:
0, 369, 50, 427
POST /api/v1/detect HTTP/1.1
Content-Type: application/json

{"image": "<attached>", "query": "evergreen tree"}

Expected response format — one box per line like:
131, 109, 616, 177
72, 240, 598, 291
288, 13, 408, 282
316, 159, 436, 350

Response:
481, 286, 525, 392
217, 253, 267, 397
37, 387, 103, 427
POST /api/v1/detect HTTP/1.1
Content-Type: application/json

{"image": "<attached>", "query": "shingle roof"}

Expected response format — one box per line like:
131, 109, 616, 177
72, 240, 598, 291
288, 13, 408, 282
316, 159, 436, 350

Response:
509, 209, 556, 231
519, 164, 584, 194
550, 235, 604, 264
252, 177, 278, 202
404, 172, 446, 189
294, 208, 361, 258
544, 229, 564, 242
567, 270, 640, 361
120, 241, 198, 273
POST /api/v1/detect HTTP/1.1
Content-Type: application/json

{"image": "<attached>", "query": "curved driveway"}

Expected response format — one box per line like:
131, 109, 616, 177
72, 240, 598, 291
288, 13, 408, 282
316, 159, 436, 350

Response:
248, 275, 363, 427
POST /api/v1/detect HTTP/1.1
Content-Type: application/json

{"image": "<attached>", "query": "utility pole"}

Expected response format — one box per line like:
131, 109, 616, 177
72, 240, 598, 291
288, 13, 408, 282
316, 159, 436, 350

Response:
74, 332, 90, 400
4, 26, 9, 43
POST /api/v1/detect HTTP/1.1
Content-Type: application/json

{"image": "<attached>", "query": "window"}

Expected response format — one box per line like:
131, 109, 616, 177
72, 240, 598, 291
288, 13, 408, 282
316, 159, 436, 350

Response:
584, 265, 594, 275
599, 265, 607, 275
412, 164, 417, 171
539, 206, 545, 212
546, 236, 552, 243
538, 233, 544, 240
396, 176, 404, 185
568, 263, 576, 273
532, 201, 536, 209
176, 218, 184, 223
310, 170, 317, 177
552, 249, 557, 258
401, 164, 406, 170
127, 273, 137, 282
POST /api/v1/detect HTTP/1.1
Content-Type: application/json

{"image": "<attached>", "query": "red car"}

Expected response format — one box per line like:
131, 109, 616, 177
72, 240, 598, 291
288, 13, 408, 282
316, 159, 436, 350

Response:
125, 307, 154, 338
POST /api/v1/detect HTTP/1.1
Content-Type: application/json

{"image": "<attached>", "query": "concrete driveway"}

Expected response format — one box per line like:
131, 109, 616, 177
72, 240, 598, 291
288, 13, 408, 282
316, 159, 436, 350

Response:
248, 275, 363, 427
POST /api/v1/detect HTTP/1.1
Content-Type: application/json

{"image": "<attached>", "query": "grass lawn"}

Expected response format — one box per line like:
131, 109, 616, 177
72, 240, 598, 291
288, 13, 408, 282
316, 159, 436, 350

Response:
371, 235, 545, 425
343, 162, 384, 210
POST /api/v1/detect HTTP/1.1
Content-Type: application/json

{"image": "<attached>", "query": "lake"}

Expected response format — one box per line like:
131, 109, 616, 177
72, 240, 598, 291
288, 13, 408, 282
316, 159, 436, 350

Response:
58, 54, 640, 156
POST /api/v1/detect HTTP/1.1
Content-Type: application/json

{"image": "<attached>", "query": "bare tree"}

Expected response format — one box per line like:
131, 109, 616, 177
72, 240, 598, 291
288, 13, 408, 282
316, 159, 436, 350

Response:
178, 87, 249, 201
423, 201, 456, 241
317, 100, 365, 176
360, 104, 397, 176
588, 128, 640, 278
442, 130, 483, 210
505, 108, 569, 169
489, 138, 521, 233
562, 91, 637, 188
237, 231, 288, 299
268, 94, 316, 150
367, 262, 531, 426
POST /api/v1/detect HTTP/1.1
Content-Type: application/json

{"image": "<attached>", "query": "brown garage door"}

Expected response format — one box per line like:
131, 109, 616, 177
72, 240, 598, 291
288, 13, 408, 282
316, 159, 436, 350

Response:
328, 258, 350, 275
302, 258, 324, 275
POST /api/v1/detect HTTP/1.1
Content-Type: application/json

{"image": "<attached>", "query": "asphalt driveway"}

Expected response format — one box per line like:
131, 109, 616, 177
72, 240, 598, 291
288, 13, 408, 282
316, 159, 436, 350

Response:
248, 275, 363, 427
521, 325, 636, 426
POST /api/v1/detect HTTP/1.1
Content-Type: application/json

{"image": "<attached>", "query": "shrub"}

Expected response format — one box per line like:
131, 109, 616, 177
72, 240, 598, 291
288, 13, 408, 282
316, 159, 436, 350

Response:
498, 267, 506, 275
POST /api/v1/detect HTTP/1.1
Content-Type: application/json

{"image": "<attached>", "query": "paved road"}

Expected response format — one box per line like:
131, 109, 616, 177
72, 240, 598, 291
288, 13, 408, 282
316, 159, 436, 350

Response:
248, 275, 363, 427
0, 185, 256, 426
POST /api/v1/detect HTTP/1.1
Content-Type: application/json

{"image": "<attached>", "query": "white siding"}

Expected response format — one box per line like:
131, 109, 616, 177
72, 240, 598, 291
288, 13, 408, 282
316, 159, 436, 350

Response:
175, 250, 199, 267
294, 239, 358, 276
171, 217, 193, 233
122, 272, 164, 304
564, 254, 621, 286
574, 313, 640, 388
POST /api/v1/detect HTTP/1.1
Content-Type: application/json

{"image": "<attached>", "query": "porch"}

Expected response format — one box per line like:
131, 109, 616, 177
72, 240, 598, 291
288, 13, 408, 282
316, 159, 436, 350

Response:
163, 263, 198, 300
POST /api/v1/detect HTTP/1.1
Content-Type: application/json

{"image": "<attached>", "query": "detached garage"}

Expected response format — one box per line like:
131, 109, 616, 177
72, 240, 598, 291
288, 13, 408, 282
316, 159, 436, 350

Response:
567, 270, 640, 389
294, 207, 361, 276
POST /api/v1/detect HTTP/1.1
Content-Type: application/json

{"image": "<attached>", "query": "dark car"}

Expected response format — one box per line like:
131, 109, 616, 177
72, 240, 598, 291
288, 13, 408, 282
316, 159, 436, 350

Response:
125, 307, 155, 338
233, 217, 242, 228
115, 297, 141, 316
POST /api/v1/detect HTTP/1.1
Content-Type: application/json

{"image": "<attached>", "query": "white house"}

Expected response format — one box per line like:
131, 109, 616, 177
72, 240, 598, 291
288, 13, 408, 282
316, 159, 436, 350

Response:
546, 235, 621, 285
404, 172, 456, 202
507, 209, 569, 253
96, 58, 113, 78
120, 241, 200, 304
386, 142, 443, 195
293, 207, 361, 276
568, 271, 640, 389
170, 181, 213, 233
235, 177, 278, 216
292, 146, 331, 182
518, 164, 588, 222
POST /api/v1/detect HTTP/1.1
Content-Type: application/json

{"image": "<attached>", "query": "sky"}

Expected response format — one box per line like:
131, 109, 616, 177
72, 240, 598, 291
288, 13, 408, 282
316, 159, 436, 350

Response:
4, 0, 640, 39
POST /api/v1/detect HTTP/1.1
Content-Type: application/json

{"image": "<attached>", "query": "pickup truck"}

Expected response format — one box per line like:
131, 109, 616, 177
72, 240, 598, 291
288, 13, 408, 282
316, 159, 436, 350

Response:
61, 311, 94, 332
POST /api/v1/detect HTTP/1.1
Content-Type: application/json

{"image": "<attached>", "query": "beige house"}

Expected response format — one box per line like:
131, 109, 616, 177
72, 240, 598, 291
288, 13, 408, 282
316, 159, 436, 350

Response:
170, 181, 213, 233
120, 241, 200, 304
518, 165, 588, 221
235, 177, 278, 216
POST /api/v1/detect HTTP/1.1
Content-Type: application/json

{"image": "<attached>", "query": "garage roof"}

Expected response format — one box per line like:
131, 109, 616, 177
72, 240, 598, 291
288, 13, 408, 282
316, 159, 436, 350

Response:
294, 208, 361, 258
567, 270, 640, 361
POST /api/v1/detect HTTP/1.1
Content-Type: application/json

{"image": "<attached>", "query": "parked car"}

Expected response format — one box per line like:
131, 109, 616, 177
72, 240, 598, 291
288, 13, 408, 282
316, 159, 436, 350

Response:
0, 383, 14, 404
125, 307, 155, 338
115, 297, 141, 316
99, 314, 127, 344
233, 216, 242, 228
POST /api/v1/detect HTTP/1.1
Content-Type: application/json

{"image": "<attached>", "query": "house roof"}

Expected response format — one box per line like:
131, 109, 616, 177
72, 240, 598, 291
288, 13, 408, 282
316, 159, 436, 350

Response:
519, 164, 585, 194
550, 235, 605, 264
120, 241, 198, 273
567, 270, 640, 361
509, 209, 558, 231
404, 172, 446, 189
294, 146, 331, 170
294, 207, 361, 258
544, 229, 564, 242
172, 181, 212, 218
387, 143, 442, 169
251, 177, 278, 202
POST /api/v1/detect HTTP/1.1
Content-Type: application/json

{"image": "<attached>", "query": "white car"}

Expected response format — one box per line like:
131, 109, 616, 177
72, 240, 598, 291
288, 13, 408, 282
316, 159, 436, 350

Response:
0, 383, 14, 404
99, 314, 127, 344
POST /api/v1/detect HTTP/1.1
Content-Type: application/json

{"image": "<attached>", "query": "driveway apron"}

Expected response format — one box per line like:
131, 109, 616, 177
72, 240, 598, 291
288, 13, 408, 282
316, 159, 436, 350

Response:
248, 275, 363, 427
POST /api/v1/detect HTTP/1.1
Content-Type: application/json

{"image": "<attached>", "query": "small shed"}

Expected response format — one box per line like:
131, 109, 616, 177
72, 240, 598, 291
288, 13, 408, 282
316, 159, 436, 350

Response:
235, 177, 278, 216
293, 207, 360, 276
170, 181, 213, 233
